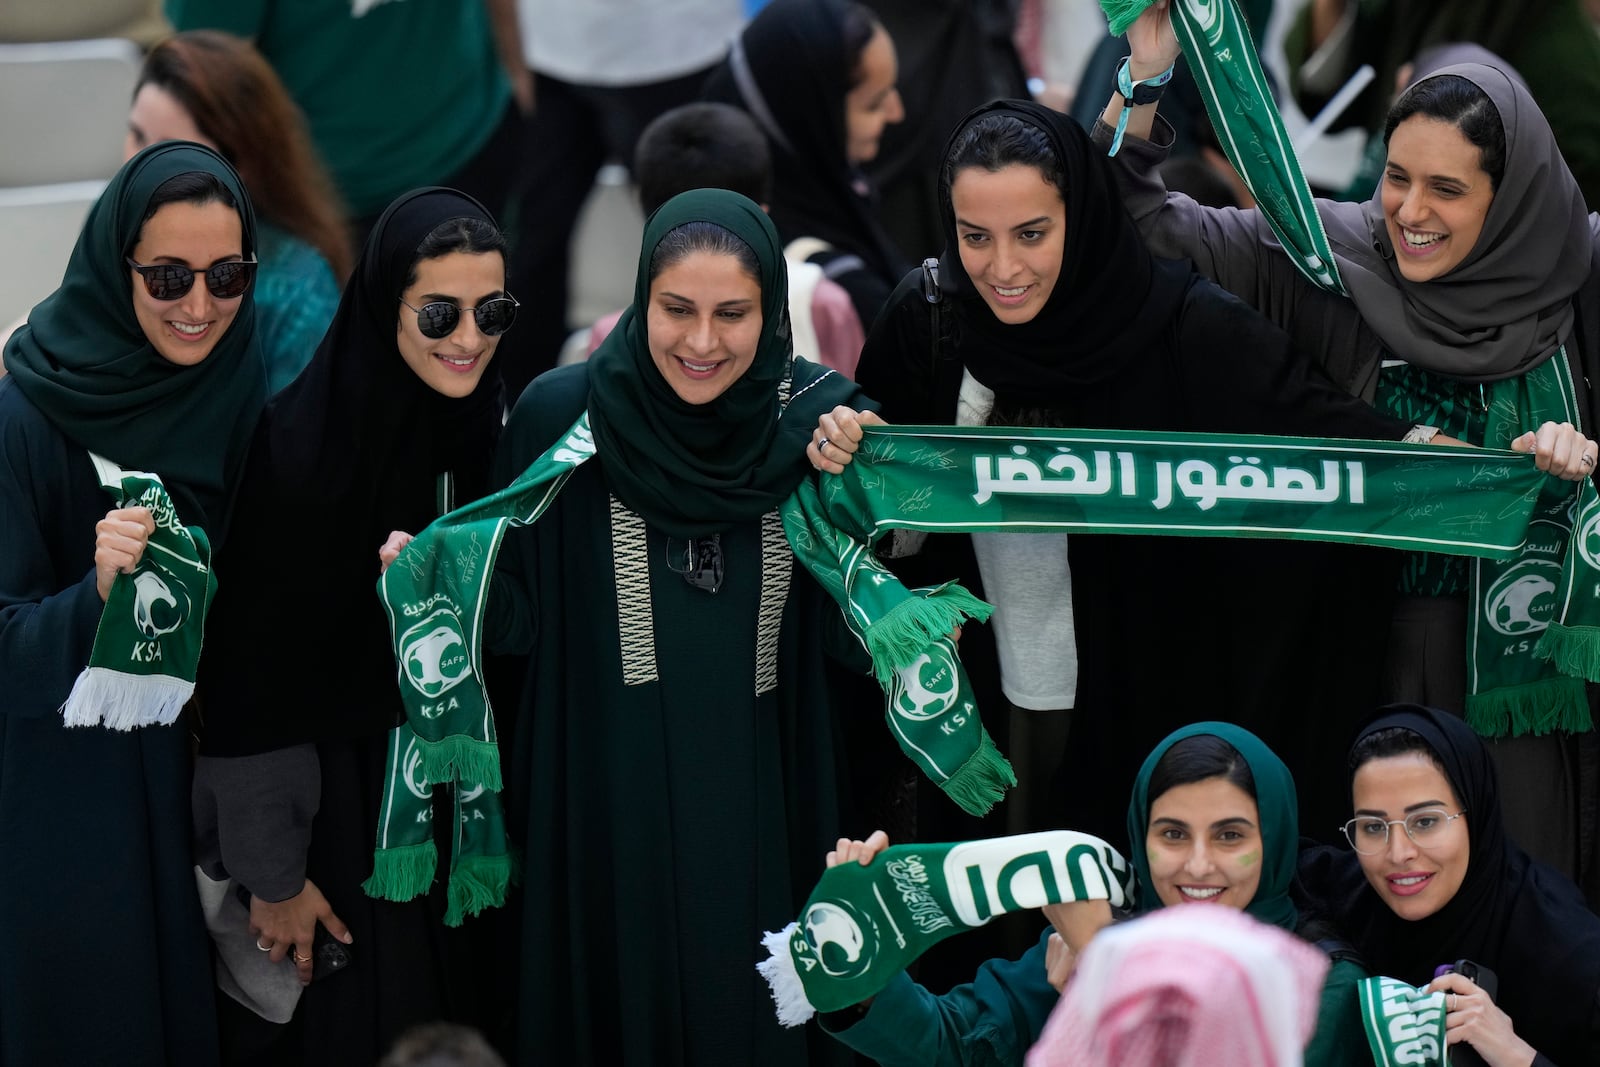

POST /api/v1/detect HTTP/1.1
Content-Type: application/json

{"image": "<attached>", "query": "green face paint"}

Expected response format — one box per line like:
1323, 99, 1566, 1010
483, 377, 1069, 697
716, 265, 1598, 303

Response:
1239, 849, 1260, 868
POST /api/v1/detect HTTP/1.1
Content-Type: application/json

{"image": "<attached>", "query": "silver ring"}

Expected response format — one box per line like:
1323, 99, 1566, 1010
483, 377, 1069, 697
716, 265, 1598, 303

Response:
818, 436, 830, 452
1448, 993, 1457, 1011
256, 939, 271, 952
1583, 453, 1595, 467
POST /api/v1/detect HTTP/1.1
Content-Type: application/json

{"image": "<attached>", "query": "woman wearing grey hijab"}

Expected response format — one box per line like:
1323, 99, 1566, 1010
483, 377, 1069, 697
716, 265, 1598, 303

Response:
1100, 14, 1600, 894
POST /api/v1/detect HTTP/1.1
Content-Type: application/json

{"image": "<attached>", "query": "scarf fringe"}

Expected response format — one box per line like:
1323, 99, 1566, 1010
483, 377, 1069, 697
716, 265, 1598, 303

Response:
937, 726, 1017, 817
1536, 622, 1600, 684
60, 667, 191, 731
443, 853, 514, 927
1099, 0, 1155, 35
1464, 674, 1591, 738
414, 737, 503, 794
757, 922, 816, 1027
362, 841, 438, 902
864, 583, 993, 688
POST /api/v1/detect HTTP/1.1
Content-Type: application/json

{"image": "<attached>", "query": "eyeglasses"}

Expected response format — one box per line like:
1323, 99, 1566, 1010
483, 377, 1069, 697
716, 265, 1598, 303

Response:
1341, 809, 1466, 855
399, 296, 520, 339
126, 257, 257, 301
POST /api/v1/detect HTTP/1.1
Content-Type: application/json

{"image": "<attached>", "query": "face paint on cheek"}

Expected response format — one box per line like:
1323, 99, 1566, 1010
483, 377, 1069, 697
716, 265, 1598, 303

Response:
1238, 850, 1260, 868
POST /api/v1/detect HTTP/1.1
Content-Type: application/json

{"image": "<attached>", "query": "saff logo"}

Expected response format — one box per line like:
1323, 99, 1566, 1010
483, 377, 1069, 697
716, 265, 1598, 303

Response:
1485, 560, 1563, 637
890, 639, 960, 722
1180, 0, 1226, 45
402, 734, 432, 800
801, 899, 879, 979
399, 608, 473, 698
1577, 506, 1600, 572
132, 566, 188, 638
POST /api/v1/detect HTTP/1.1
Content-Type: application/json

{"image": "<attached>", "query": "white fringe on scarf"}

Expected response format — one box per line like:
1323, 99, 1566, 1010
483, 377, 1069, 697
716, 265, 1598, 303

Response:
757, 922, 816, 1027
60, 667, 191, 730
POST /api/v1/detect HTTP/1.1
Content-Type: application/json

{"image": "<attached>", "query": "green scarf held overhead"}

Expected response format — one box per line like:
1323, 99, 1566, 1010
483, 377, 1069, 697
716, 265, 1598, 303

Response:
61, 454, 216, 730
1098, 0, 1600, 735
758, 831, 1134, 1025
1358, 978, 1448, 1066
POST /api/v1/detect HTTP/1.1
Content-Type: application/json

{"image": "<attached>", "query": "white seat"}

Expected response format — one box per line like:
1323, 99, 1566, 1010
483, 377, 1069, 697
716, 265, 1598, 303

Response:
0, 180, 102, 328
0, 38, 141, 187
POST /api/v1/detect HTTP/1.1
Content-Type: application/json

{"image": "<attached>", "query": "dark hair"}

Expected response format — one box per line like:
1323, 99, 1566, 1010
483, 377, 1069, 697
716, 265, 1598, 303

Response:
402, 216, 509, 292
635, 103, 773, 216
1348, 726, 1447, 775
842, 2, 883, 88
942, 113, 1067, 205
140, 170, 238, 228
378, 1022, 505, 1067
647, 220, 760, 284
1383, 74, 1506, 192
1147, 734, 1257, 806
136, 30, 353, 277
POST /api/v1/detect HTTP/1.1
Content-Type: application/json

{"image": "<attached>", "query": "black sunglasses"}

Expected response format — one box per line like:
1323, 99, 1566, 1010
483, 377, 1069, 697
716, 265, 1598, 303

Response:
400, 295, 520, 339
126, 257, 257, 301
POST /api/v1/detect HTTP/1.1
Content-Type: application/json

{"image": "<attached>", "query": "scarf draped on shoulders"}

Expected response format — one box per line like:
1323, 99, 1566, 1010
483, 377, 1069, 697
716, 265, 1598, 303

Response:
199, 187, 506, 754
700, 0, 908, 286
1296, 705, 1600, 1064
2, 141, 266, 521
936, 100, 1193, 408
1317, 62, 1591, 380
1126, 722, 1301, 931
586, 188, 864, 538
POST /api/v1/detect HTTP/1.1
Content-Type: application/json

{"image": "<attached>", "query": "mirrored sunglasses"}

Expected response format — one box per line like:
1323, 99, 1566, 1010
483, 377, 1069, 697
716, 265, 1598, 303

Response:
400, 296, 520, 340
126, 257, 257, 301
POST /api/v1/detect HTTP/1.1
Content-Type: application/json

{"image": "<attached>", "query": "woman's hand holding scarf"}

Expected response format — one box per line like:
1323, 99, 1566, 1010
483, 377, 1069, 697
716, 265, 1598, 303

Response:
1509, 421, 1599, 481
1428, 971, 1538, 1067
93, 506, 155, 602
810, 406, 885, 474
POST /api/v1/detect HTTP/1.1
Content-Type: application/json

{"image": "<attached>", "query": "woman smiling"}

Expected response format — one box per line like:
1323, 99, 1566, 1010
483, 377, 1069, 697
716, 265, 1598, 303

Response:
1299, 706, 1600, 1065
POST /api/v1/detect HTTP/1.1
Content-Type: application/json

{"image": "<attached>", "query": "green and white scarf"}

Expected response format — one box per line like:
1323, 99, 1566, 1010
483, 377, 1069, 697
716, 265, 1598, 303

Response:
365, 413, 597, 918
61, 453, 215, 731
758, 831, 1133, 1025
795, 421, 1599, 753
1099, 0, 1600, 734
1358, 977, 1448, 1066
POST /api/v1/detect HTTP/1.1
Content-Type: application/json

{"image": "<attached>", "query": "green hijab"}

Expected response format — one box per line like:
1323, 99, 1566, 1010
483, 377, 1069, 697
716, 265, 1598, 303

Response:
3, 141, 265, 514
587, 188, 857, 538
1126, 722, 1299, 930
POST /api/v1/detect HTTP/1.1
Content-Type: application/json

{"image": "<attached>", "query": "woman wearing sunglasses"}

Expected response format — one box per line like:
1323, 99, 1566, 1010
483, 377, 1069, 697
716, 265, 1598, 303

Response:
0, 142, 265, 1064
1298, 706, 1600, 1066
193, 187, 512, 1063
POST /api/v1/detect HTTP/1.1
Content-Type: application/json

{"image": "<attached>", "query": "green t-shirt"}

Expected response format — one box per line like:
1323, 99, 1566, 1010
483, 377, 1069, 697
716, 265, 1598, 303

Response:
166, 0, 509, 217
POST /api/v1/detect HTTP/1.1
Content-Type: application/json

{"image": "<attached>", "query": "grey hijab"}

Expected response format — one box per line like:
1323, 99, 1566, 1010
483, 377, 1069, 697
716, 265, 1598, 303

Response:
1319, 62, 1592, 381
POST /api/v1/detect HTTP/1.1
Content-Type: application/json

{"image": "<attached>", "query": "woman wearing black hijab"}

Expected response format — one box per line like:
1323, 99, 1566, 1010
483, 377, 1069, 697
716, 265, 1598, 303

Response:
813, 100, 1425, 864
1298, 705, 1600, 1065
193, 188, 511, 1064
1, 141, 265, 1065
702, 0, 910, 333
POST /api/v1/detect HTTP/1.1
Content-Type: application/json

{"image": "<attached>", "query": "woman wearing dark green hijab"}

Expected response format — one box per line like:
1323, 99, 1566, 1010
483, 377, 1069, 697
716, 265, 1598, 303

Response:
817, 723, 1370, 1066
486, 188, 870, 1065
0, 141, 264, 1064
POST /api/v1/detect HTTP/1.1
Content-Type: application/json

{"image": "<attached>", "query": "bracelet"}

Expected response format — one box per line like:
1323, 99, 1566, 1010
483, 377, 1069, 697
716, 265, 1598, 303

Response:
1108, 56, 1176, 157
1402, 424, 1440, 444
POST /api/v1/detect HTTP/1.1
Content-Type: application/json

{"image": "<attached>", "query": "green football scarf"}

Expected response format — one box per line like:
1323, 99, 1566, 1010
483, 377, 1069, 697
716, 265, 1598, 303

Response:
758, 831, 1133, 1025
1101, 0, 1346, 294
365, 413, 597, 917
61, 453, 215, 731
1358, 977, 1448, 1066
1099, 0, 1600, 734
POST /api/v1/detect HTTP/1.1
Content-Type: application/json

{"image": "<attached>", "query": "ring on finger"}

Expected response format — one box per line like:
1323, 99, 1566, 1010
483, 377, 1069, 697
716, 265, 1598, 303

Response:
1448, 993, 1457, 1011
818, 436, 830, 451
292, 951, 312, 964
256, 939, 272, 952
1582, 452, 1595, 467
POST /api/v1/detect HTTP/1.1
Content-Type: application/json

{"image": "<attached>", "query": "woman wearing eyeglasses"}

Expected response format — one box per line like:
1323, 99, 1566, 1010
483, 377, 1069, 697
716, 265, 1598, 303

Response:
192, 187, 513, 1064
0, 142, 266, 1065
1299, 705, 1600, 1066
